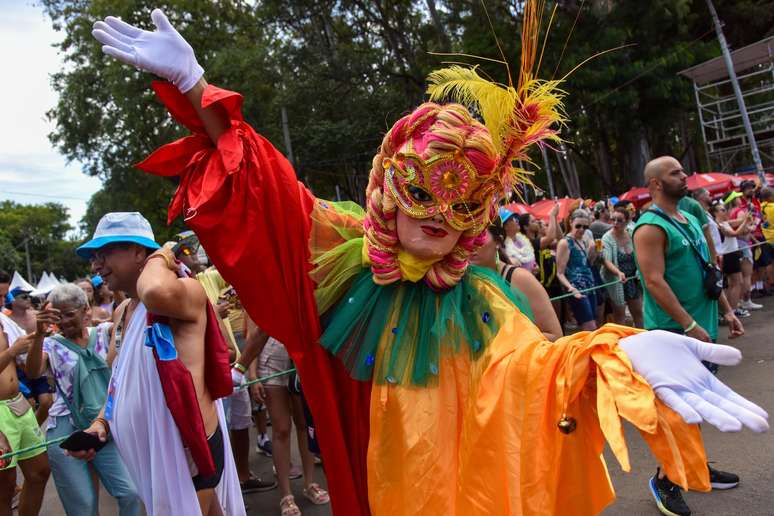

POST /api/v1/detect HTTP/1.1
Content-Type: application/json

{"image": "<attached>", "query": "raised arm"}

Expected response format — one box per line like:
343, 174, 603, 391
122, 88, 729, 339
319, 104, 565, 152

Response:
138, 247, 207, 321
92, 12, 365, 512
24, 308, 60, 379
540, 203, 561, 248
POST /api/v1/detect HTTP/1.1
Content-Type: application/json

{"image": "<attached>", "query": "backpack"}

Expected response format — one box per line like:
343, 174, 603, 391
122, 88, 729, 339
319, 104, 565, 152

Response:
50, 330, 111, 430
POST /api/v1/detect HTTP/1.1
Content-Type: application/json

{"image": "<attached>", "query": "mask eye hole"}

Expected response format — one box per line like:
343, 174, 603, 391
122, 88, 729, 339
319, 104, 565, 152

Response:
452, 202, 481, 213
408, 185, 433, 203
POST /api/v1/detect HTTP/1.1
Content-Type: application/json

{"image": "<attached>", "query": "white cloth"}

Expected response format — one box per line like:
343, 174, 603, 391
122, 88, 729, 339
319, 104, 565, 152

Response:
108, 303, 245, 516
0, 313, 25, 346
43, 323, 111, 428
716, 221, 740, 255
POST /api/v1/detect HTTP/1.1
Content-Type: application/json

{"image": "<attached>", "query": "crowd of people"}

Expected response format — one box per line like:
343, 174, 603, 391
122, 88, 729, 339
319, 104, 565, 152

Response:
484, 178, 774, 342
0, 161, 770, 516
0, 6, 770, 516
0, 216, 330, 516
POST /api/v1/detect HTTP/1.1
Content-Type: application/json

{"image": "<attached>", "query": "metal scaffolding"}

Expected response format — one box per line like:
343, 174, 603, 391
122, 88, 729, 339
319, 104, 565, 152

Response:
679, 36, 774, 174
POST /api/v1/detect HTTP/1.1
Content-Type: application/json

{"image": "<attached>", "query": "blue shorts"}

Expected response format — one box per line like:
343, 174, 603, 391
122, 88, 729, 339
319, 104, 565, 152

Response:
568, 290, 597, 324
16, 368, 53, 398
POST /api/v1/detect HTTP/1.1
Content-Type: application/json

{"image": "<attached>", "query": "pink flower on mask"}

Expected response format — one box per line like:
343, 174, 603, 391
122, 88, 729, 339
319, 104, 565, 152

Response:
429, 161, 470, 203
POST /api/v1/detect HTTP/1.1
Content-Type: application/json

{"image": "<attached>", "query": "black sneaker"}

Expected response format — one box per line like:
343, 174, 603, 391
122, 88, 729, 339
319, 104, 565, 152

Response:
649, 469, 691, 516
240, 476, 277, 494
708, 464, 739, 490
256, 438, 273, 457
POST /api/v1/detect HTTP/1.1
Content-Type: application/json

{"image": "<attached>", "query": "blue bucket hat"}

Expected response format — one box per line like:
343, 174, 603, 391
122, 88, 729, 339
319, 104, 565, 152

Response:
77, 212, 160, 259
498, 207, 517, 225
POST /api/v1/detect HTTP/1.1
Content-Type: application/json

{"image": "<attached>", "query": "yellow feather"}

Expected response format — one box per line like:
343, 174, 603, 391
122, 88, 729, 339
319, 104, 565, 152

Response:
426, 66, 516, 154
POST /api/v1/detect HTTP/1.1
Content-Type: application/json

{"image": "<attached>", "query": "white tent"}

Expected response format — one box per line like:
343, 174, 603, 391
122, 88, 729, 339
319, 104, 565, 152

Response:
8, 271, 35, 294
31, 273, 60, 298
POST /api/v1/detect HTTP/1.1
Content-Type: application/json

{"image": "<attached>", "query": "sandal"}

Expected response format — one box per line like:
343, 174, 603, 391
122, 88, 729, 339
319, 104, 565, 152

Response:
303, 483, 330, 505
280, 495, 301, 516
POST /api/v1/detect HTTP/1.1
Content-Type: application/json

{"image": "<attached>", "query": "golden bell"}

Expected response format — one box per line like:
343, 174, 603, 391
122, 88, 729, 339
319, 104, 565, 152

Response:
557, 416, 576, 435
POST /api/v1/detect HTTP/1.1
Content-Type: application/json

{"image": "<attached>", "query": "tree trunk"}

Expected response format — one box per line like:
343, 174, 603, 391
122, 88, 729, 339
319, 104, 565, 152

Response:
425, 0, 451, 51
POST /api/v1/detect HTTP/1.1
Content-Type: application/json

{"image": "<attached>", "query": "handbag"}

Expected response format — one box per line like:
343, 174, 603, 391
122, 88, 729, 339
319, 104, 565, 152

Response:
648, 209, 723, 300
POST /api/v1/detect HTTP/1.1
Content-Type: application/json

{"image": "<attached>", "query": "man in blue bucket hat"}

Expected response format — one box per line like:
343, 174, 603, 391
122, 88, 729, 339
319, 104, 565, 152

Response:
71, 212, 246, 515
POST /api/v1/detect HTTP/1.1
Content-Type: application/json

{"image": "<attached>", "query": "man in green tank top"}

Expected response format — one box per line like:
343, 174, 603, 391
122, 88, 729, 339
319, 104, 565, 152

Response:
633, 156, 745, 516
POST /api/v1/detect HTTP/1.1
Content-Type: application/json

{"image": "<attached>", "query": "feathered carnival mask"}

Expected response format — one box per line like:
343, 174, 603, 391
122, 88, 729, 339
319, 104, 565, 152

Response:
364, 1, 566, 290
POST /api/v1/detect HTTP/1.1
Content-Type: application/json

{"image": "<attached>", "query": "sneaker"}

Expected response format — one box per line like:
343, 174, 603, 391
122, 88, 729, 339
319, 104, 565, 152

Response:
708, 464, 739, 490
649, 469, 691, 516
741, 299, 763, 310
734, 308, 751, 318
256, 437, 273, 457
240, 476, 277, 494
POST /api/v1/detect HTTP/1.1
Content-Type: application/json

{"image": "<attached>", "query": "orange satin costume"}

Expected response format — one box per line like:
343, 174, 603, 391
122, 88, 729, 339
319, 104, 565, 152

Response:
138, 82, 709, 515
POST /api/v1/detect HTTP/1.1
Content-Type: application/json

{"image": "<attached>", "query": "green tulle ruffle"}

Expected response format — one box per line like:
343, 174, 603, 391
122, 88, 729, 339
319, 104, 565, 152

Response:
319, 265, 533, 386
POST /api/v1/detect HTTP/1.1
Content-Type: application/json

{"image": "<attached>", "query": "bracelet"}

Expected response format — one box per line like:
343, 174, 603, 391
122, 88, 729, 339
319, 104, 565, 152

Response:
145, 252, 176, 271
93, 417, 110, 435
233, 363, 247, 374
683, 320, 697, 332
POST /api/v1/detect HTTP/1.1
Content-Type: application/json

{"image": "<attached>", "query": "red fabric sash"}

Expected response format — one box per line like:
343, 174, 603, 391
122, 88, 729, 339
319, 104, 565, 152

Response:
146, 301, 233, 478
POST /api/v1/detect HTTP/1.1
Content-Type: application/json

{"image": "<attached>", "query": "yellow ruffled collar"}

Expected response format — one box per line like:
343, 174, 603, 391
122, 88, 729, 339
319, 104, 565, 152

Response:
361, 240, 443, 283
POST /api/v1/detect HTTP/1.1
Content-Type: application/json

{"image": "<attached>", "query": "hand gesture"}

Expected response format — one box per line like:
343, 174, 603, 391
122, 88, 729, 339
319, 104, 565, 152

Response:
250, 381, 266, 404
619, 330, 768, 433
92, 9, 204, 92
617, 271, 627, 283
35, 306, 60, 337
723, 312, 745, 339
9, 334, 33, 358
67, 419, 108, 462
685, 323, 712, 343
549, 202, 560, 217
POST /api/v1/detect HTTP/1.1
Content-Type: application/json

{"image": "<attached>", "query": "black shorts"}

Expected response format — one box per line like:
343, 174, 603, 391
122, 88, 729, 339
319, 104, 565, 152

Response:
192, 424, 225, 491
722, 250, 742, 275
754, 242, 773, 268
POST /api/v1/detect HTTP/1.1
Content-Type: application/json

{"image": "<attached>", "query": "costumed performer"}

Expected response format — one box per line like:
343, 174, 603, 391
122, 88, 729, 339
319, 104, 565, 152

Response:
90, 6, 769, 515
70, 212, 244, 516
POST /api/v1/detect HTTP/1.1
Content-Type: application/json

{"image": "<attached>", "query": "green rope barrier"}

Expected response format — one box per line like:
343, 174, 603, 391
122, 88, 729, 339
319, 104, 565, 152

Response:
548, 276, 637, 302
237, 367, 297, 390
0, 435, 68, 461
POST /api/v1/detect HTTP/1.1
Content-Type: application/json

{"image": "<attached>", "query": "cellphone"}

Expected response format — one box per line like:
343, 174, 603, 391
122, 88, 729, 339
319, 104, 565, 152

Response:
59, 431, 107, 453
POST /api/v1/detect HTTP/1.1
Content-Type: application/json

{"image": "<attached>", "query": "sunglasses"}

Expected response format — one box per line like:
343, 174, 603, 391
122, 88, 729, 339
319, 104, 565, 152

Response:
613, 218, 627, 224
14, 293, 30, 300
574, 224, 589, 230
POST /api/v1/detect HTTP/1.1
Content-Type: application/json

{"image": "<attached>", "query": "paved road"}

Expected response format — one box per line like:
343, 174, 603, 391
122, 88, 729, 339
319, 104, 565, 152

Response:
36, 302, 774, 515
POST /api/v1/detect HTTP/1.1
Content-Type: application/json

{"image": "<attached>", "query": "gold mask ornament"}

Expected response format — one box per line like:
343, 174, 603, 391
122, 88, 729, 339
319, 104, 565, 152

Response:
382, 143, 499, 233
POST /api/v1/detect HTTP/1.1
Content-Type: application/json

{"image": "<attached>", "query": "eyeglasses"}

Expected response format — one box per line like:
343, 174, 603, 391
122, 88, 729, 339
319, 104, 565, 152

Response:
612, 218, 627, 224
574, 224, 589, 230
14, 293, 29, 300
92, 243, 129, 262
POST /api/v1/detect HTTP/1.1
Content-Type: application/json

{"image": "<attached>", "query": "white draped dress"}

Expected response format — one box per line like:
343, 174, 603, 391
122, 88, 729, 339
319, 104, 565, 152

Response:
107, 303, 245, 516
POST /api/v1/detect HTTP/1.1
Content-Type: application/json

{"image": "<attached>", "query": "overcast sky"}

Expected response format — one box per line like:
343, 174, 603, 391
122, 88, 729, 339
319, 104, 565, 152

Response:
0, 1, 101, 231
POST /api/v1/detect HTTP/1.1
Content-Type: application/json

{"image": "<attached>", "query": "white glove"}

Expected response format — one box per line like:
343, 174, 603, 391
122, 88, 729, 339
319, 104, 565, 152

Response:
619, 330, 768, 433
231, 367, 246, 388
92, 8, 204, 93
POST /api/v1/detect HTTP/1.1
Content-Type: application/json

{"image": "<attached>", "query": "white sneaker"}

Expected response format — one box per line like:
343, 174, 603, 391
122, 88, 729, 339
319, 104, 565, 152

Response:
734, 308, 751, 318
741, 299, 763, 310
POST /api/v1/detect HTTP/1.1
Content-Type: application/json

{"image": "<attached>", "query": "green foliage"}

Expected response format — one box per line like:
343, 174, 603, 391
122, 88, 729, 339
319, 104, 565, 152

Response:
41, 0, 774, 212
0, 201, 88, 281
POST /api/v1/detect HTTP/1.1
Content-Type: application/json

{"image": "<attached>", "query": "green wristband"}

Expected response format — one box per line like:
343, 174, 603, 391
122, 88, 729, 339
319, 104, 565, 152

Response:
683, 320, 697, 333
233, 363, 247, 374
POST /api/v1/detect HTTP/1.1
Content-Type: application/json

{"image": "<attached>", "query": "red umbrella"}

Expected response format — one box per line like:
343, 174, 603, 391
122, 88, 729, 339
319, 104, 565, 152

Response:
502, 202, 530, 216
686, 172, 734, 195
619, 187, 651, 207
529, 197, 581, 222
732, 173, 774, 187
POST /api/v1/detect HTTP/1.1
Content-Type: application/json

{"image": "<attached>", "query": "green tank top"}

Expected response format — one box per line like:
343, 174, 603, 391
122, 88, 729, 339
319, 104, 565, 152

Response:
633, 208, 718, 339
